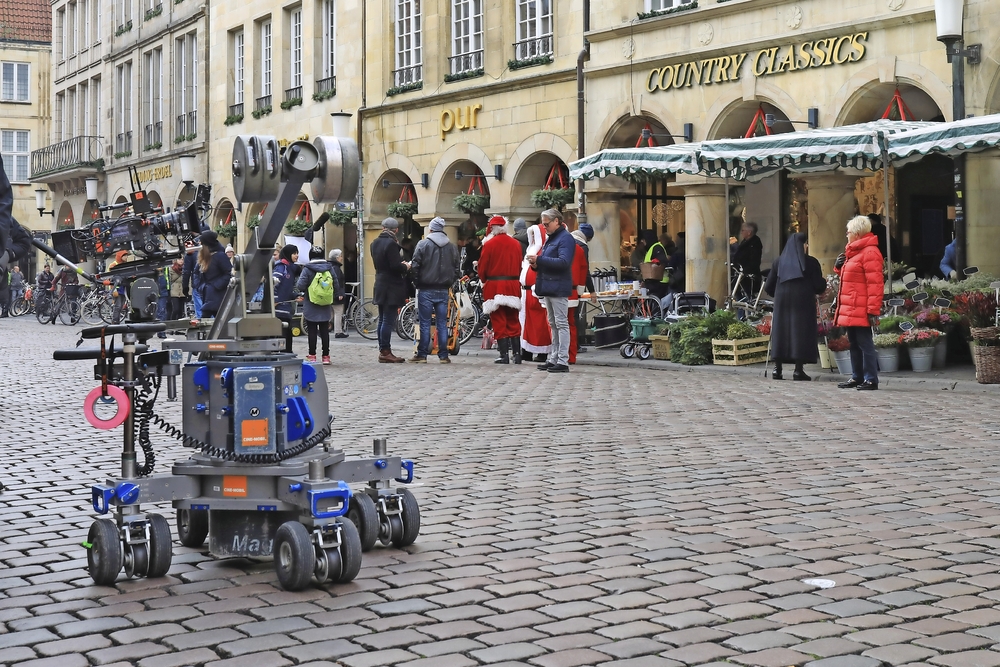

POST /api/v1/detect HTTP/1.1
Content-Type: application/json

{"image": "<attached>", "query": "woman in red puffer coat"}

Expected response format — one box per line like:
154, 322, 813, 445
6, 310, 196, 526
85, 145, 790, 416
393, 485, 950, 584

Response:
834, 215, 884, 390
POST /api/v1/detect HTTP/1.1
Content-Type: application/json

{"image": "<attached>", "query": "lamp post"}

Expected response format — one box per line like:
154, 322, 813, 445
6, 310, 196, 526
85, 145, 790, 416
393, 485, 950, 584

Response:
34, 188, 55, 218
935, 0, 981, 272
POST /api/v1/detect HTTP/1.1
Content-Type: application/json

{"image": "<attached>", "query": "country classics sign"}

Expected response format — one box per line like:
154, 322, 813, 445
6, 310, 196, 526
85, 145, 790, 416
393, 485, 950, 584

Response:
646, 32, 868, 93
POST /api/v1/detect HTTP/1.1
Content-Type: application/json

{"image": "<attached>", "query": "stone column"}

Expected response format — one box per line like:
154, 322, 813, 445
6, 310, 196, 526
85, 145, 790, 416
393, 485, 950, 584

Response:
801, 173, 860, 276
965, 152, 1000, 277
681, 181, 728, 304
581, 181, 626, 273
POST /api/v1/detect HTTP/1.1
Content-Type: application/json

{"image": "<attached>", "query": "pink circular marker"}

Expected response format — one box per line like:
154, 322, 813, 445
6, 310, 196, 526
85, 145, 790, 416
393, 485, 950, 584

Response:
83, 385, 131, 429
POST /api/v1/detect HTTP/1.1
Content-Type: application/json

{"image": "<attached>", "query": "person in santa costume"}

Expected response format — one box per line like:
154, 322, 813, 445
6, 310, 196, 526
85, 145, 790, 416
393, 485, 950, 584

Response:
567, 229, 590, 364
519, 223, 552, 362
478, 215, 524, 364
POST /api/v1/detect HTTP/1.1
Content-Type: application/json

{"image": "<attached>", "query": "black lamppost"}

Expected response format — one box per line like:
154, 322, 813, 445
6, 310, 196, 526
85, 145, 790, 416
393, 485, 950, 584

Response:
935, 0, 980, 271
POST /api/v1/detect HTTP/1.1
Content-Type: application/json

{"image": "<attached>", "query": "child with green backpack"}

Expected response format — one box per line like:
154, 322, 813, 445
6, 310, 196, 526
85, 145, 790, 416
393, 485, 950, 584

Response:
295, 245, 339, 364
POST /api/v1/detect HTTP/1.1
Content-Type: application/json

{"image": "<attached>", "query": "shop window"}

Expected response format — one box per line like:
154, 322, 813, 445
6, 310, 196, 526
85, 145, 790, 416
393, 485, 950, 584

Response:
450, 0, 483, 76
2, 62, 29, 102
394, 0, 422, 87
1, 130, 29, 182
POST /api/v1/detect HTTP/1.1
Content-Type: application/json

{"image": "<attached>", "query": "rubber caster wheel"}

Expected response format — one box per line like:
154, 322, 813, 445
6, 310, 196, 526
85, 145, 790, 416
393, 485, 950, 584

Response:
125, 543, 148, 579
335, 518, 362, 583
274, 521, 315, 591
346, 493, 379, 552
176, 508, 208, 548
146, 513, 173, 578
392, 488, 420, 548
87, 519, 122, 586
637, 344, 651, 360
620, 343, 635, 358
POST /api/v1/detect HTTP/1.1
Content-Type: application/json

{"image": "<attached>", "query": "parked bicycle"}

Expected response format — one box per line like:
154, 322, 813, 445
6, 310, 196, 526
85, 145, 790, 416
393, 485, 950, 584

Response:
723, 264, 773, 322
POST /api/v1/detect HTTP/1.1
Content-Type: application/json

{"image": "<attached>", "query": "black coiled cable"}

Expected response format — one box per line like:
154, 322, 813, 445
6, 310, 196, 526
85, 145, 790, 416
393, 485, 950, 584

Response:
132, 376, 159, 477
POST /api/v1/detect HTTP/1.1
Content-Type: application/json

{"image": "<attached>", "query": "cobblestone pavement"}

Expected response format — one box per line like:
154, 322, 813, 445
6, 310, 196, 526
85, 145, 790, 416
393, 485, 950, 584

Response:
4, 318, 1000, 667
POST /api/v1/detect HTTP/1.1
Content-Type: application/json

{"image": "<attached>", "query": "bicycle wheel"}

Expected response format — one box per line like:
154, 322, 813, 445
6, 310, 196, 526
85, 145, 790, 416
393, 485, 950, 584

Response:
457, 303, 480, 345
636, 296, 662, 320
10, 296, 28, 317
59, 299, 82, 325
354, 299, 379, 340
36, 295, 55, 324
81, 297, 104, 325
396, 301, 417, 341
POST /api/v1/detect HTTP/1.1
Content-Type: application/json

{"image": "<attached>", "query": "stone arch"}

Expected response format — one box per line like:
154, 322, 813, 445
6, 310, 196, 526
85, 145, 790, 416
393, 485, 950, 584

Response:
146, 190, 162, 211
215, 199, 237, 229
592, 99, 685, 149
430, 143, 494, 196
704, 82, 802, 140
56, 200, 74, 230
832, 61, 951, 124
370, 152, 422, 216
371, 169, 418, 218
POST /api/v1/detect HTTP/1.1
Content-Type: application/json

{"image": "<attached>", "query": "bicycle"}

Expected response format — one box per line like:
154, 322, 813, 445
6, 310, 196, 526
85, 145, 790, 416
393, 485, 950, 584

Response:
343, 282, 362, 331
723, 264, 773, 322
80, 283, 114, 325
9, 286, 30, 316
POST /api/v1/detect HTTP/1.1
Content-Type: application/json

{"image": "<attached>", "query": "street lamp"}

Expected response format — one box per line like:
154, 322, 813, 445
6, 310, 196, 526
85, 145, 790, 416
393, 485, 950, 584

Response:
935, 0, 981, 271
34, 188, 55, 217
85, 177, 99, 202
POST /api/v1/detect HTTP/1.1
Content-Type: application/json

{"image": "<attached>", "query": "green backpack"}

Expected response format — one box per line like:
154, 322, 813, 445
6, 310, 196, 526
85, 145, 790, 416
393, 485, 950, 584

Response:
308, 269, 335, 306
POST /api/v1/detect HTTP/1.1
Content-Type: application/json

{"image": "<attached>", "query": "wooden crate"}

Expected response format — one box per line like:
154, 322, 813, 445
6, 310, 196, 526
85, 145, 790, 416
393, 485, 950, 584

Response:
711, 336, 770, 366
648, 334, 671, 360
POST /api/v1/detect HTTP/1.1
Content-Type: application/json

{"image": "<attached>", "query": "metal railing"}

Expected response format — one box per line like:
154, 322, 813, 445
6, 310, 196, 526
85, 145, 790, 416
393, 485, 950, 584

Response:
187, 110, 197, 137
513, 35, 553, 61
175, 111, 196, 138
315, 76, 336, 96
448, 50, 483, 75
392, 64, 422, 88
115, 131, 133, 154
30, 135, 104, 178
255, 95, 271, 112
229, 102, 244, 117
143, 121, 162, 147
284, 86, 302, 103
176, 113, 186, 137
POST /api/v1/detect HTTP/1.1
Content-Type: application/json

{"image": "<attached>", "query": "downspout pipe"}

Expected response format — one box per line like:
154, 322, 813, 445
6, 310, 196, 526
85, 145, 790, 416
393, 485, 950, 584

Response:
576, 0, 590, 222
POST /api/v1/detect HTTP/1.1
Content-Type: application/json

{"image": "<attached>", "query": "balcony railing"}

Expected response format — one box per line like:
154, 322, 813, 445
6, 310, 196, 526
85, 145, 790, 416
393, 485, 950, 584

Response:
284, 86, 302, 103
143, 121, 162, 147
513, 35, 553, 61
314, 76, 336, 97
229, 102, 244, 117
115, 131, 133, 155
448, 50, 483, 76
30, 135, 104, 179
187, 110, 197, 137
176, 110, 196, 139
392, 64, 422, 88
255, 95, 272, 112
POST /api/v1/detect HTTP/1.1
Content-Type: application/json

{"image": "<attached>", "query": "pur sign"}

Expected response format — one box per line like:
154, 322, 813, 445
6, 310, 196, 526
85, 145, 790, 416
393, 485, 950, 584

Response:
647, 32, 868, 93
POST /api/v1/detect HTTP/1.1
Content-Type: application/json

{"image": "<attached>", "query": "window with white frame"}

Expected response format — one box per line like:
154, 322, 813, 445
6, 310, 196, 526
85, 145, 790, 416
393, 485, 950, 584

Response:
116, 61, 133, 153
80, 0, 88, 47
92, 76, 101, 137
259, 20, 272, 101
79, 81, 89, 137
394, 0, 421, 87
1, 130, 29, 182
320, 0, 336, 82
1, 62, 29, 102
55, 93, 64, 141
450, 0, 482, 75
175, 33, 197, 138
66, 87, 76, 138
233, 30, 244, 107
289, 9, 302, 92
646, 0, 693, 9
119, 0, 132, 28
143, 48, 162, 147
67, 2, 77, 56
56, 9, 65, 60
93, 0, 101, 44
514, 0, 552, 60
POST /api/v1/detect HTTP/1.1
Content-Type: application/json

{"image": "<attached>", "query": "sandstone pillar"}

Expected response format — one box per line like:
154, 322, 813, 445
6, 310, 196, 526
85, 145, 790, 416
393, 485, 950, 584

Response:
965, 152, 1000, 277
801, 173, 860, 276
682, 181, 728, 304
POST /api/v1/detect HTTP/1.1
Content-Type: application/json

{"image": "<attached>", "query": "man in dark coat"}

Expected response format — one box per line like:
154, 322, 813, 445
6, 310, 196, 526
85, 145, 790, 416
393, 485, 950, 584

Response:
529, 208, 576, 373
764, 232, 827, 381
730, 221, 763, 299
370, 217, 409, 363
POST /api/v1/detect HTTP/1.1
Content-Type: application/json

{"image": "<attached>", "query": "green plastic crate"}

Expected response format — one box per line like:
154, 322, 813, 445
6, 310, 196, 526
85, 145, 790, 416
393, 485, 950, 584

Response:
630, 318, 665, 343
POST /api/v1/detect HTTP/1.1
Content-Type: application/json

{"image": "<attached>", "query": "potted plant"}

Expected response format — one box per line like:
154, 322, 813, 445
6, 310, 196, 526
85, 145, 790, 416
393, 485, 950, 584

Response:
712, 321, 769, 366
454, 193, 490, 215
215, 222, 238, 240
530, 187, 575, 211
878, 314, 916, 334
915, 307, 957, 368
816, 320, 833, 369
668, 310, 737, 366
285, 218, 313, 237
899, 328, 941, 373
873, 333, 902, 373
387, 201, 418, 219
827, 335, 853, 375
246, 214, 262, 230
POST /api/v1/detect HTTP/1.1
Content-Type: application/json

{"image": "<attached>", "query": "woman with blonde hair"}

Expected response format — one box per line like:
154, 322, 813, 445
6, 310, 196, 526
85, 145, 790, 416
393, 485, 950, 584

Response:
196, 230, 232, 318
834, 215, 884, 390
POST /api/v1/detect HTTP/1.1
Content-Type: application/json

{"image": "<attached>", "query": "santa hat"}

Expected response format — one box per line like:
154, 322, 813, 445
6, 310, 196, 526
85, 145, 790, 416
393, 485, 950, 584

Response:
487, 215, 507, 228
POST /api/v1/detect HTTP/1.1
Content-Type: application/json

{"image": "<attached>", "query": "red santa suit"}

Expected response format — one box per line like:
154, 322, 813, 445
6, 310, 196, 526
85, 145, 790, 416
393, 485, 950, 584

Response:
520, 224, 552, 356
478, 216, 523, 342
567, 230, 590, 364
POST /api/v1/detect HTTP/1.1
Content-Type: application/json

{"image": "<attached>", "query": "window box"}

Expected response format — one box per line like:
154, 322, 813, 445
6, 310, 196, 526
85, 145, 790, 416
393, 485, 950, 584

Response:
281, 86, 302, 110
143, 5, 162, 21
114, 21, 133, 36
313, 76, 336, 101
508, 54, 552, 71
638, 1, 698, 20
386, 81, 422, 97
113, 151, 132, 159
252, 105, 272, 119
225, 103, 244, 126
444, 68, 484, 83
144, 142, 162, 151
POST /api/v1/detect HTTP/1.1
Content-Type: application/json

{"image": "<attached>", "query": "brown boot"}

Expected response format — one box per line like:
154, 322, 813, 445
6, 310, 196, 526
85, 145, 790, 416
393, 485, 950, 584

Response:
385, 348, 406, 363
378, 349, 394, 363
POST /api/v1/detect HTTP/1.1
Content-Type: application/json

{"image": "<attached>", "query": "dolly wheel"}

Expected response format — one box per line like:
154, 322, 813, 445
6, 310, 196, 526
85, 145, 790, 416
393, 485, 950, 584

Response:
346, 493, 379, 552
274, 521, 315, 591
146, 514, 173, 578
637, 344, 651, 360
392, 489, 421, 548
176, 509, 209, 548
87, 519, 122, 586
621, 343, 635, 358
336, 519, 363, 583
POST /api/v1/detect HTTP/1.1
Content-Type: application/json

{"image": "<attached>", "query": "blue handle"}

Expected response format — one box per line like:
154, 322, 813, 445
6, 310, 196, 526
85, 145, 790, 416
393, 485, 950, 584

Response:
308, 481, 352, 519
285, 396, 314, 442
395, 460, 414, 484
116, 482, 140, 505
92, 485, 115, 514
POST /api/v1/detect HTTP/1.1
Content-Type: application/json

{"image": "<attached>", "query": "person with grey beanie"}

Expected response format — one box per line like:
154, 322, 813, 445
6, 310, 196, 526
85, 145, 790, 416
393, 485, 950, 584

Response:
408, 216, 461, 363
370, 217, 409, 362
513, 218, 529, 258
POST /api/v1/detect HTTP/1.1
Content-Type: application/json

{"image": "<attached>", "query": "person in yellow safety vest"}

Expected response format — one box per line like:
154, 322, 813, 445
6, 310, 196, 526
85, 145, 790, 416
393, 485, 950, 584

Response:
642, 231, 675, 299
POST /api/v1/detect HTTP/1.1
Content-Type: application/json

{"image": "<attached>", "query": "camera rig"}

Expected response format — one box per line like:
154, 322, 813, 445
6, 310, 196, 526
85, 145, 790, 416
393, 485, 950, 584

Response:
52, 136, 419, 591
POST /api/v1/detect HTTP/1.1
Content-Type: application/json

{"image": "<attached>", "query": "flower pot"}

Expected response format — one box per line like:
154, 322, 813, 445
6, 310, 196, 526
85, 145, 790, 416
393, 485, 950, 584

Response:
933, 336, 947, 368
832, 349, 853, 375
876, 347, 899, 373
817, 343, 831, 369
907, 346, 934, 372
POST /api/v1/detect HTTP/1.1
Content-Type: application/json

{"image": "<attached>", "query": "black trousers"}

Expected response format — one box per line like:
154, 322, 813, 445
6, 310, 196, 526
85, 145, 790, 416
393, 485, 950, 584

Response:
306, 320, 330, 356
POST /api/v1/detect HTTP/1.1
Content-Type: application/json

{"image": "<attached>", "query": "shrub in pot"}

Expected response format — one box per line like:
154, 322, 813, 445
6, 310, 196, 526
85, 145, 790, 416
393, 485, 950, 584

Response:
899, 328, 940, 372
873, 333, 901, 373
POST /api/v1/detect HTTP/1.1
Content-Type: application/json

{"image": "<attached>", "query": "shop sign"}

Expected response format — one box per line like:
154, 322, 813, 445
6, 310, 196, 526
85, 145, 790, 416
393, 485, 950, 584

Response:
135, 164, 173, 183
646, 32, 868, 93
440, 104, 483, 140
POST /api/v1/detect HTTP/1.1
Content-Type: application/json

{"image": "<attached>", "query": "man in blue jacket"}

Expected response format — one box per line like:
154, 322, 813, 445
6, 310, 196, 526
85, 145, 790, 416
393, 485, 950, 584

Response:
529, 208, 576, 373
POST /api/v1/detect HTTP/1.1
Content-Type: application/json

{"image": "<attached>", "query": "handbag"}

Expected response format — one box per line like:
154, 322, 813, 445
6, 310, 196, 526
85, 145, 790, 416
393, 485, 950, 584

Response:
481, 326, 496, 350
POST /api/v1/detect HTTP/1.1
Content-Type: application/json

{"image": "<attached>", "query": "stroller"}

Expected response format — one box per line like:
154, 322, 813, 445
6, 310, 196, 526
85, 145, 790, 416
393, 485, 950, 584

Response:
663, 291, 716, 323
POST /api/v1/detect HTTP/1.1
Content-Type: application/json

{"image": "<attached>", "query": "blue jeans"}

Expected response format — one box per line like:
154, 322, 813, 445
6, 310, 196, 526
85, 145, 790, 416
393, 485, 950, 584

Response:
417, 288, 450, 359
377, 305, 399, 350
847, 326, 879, 383
192, 287, 203, 318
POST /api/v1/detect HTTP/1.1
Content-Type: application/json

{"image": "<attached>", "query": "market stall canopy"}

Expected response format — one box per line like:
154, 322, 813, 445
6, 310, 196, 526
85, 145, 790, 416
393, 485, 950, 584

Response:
699, 119, 933, 182
568, 143, 702, 182
887, 113, 1000, 165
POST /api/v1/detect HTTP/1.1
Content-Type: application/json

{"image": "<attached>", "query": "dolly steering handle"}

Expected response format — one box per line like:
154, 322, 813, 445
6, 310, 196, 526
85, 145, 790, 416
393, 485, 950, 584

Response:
80, 323, 166, 339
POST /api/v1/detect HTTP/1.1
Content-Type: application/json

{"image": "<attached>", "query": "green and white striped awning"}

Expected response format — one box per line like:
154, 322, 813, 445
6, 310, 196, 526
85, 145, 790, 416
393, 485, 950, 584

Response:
887, 113, 1000, 165
699, 119, 933, 182
568, 143, 702, 182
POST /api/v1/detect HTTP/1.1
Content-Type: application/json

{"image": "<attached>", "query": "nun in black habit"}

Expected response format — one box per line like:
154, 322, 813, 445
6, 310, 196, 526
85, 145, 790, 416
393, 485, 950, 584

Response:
764, 232, 827, 381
